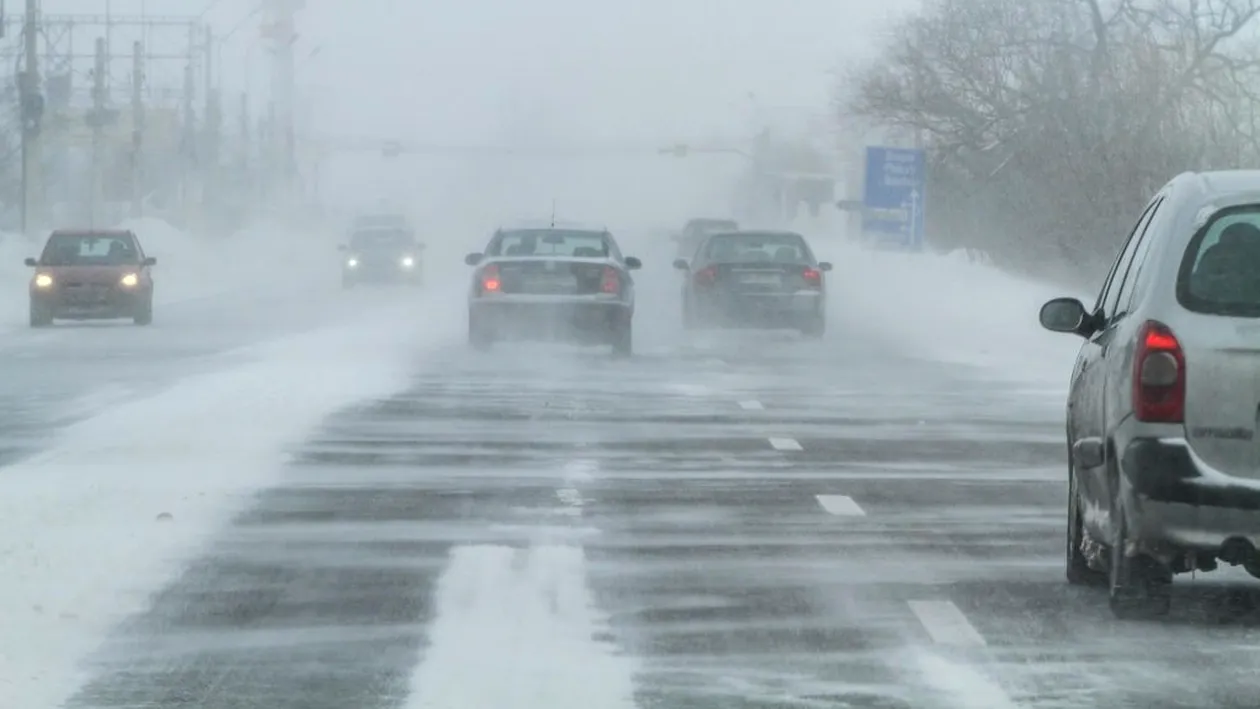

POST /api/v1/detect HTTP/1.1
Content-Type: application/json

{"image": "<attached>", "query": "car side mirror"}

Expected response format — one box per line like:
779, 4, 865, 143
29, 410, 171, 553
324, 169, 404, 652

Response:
818, 261, 833, 272
1039, 297, 1088, 335
143, 256, 157, 266
672, 258, 688, 270
624, 256, 642, 270
465, 252, 483, 266
24, 257, 36, 267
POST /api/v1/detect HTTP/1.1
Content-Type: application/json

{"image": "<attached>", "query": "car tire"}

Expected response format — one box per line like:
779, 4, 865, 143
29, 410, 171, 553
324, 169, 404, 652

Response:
29, 301, 52, 328
1066, 464, 1107, 587
133, 298, 153, 326
1107, 507, 1172, 619
468, 313, 493, 351
611, 320, 633, 357
800, 315, 825, 338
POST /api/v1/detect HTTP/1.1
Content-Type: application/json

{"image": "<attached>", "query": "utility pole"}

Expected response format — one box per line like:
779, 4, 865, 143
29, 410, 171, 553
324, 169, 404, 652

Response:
203, 25, 219, 219
265, 0, 299, 208
238, 91, 251, 215
20, 0, 43, 235
130, 40, 144, 218
91, 36, 106, 226
180, 23, 196, 221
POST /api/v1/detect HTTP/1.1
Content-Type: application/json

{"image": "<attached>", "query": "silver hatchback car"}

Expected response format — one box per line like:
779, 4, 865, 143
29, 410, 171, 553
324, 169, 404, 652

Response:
1040, 170, 1260, 619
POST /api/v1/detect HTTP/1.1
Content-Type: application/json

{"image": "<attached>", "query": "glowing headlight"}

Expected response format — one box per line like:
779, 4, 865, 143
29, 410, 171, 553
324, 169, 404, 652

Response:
34, 273, 52, 288
400, 256, 415, 268
347, 258, 359, 268
120, 273, 139, 287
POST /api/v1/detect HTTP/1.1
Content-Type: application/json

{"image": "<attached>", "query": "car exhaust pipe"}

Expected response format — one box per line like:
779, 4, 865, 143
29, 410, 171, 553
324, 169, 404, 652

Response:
1219, 536, 1256, 565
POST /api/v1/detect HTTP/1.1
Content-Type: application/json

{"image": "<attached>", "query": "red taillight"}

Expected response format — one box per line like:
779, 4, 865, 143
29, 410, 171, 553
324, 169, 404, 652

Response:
600, 266, 619, 294
802, 267, 821, 287
480, 264, 501, 293
695, 266, 717, 286
1133, 320, 1184, 423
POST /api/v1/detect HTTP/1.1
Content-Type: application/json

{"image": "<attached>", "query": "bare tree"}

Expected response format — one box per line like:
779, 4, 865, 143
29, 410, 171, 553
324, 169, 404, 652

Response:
844, 0, 1260, 285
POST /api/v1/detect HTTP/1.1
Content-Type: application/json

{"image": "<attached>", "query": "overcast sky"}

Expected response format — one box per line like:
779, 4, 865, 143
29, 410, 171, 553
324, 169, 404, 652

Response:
35, 0, 921, 228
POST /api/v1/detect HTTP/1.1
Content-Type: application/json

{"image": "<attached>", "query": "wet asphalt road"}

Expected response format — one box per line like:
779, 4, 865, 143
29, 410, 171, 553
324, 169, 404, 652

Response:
40, 304, 1260, 709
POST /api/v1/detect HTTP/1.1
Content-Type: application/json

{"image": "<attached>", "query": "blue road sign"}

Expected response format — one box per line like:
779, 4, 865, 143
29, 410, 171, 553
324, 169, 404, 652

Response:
862, 146, 925, 249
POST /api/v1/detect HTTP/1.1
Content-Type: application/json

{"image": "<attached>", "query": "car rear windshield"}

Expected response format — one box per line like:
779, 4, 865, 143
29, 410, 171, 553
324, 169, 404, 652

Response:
40, 233, 140, 266
351, 229, 413, 250
704, 233, 811, 264
490, 229, 611, 258
1178, 206, 1260, 317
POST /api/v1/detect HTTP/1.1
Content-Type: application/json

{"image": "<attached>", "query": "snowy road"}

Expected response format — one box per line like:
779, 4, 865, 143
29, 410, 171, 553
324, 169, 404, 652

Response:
52, 317, 1260, 709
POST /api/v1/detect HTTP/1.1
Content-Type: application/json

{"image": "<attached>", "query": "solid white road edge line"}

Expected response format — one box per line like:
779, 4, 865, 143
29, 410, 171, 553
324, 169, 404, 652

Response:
815, 494, 865, 516
907, 600, 987, 646
768, 437, 803, 451
738, 400, 764, 410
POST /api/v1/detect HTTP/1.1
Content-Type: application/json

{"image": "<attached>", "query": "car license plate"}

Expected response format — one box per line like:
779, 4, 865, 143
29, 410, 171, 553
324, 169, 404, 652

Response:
531, 275, 573, 290
739, 273, 780, 285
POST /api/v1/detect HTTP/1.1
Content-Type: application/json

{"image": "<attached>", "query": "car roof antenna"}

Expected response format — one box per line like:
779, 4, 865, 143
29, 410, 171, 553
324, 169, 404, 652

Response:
550, 199, 556, 228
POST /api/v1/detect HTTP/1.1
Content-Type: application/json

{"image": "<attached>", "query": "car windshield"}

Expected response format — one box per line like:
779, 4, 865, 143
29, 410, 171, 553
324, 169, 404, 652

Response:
1179, 206, 1260, 316
688, 220, 738, 236
705, 233, 811, 264
40, 233, 140, 266
491, 229, 610, 258
351, 229, 414, 251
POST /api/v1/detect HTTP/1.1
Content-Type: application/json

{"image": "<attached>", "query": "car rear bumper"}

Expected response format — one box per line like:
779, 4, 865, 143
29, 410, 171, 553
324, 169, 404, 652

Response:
344, 265, 422, 283
1121, 436, 1260, 552
32, 287, 146, 318
470, 296, 630, 342
693, 291, 822, 327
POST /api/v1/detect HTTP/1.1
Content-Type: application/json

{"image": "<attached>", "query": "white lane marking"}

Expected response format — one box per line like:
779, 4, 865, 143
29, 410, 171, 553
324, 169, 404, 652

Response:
907, 600, 987, 646
768, 437, 802, 451
816, 494, 865, 516
555, 458, 596, 517
402, 545, 636, 709
911, 650, 1019, 709
704, 357, 726, 366
671, 383, 710, 397
738, 400, 764, 410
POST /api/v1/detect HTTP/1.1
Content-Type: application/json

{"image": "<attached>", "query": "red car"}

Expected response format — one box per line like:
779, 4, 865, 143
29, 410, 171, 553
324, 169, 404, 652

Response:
25, 229, 156, 327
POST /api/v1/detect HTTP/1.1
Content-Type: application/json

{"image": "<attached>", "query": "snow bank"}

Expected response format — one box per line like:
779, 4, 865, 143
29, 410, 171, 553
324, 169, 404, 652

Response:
0, 297, 461, 709
813, 235, 1089, 387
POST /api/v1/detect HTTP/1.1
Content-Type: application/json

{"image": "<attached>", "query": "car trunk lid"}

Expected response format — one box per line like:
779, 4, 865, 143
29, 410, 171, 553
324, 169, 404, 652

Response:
491, 257, 612, 295
1182, 318, 1260, 480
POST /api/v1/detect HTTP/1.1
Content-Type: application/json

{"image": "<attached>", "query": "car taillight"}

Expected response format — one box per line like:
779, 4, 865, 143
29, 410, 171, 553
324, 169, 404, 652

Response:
600, 266, 619, 294
480, 264, 501, 293
802, 267, 821, 287
1133, 320, 1184, 423
695, 266, 717, 286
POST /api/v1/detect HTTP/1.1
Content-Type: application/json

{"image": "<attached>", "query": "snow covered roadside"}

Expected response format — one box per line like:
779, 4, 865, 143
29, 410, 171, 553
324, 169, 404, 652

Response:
0, 297, 462, 709
815, 236, 1089, 387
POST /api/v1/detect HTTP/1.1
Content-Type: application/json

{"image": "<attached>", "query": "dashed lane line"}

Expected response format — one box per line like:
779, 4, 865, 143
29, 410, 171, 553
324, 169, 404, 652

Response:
907, 600, 987, 646
815, 494, 865, 516
768, 437, 803, 451
738, 400, 764, 410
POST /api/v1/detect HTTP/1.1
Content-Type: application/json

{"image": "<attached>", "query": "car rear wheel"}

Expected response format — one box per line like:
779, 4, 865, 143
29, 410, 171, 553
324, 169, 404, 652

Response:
1066, 465, 1107, 586
611, 320, 633, 357
800, 314, 825, 338
133, 298, 153, 326
468, 313, 493, 351
1108, 508, 1172, 619
29, 301, 52, 328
